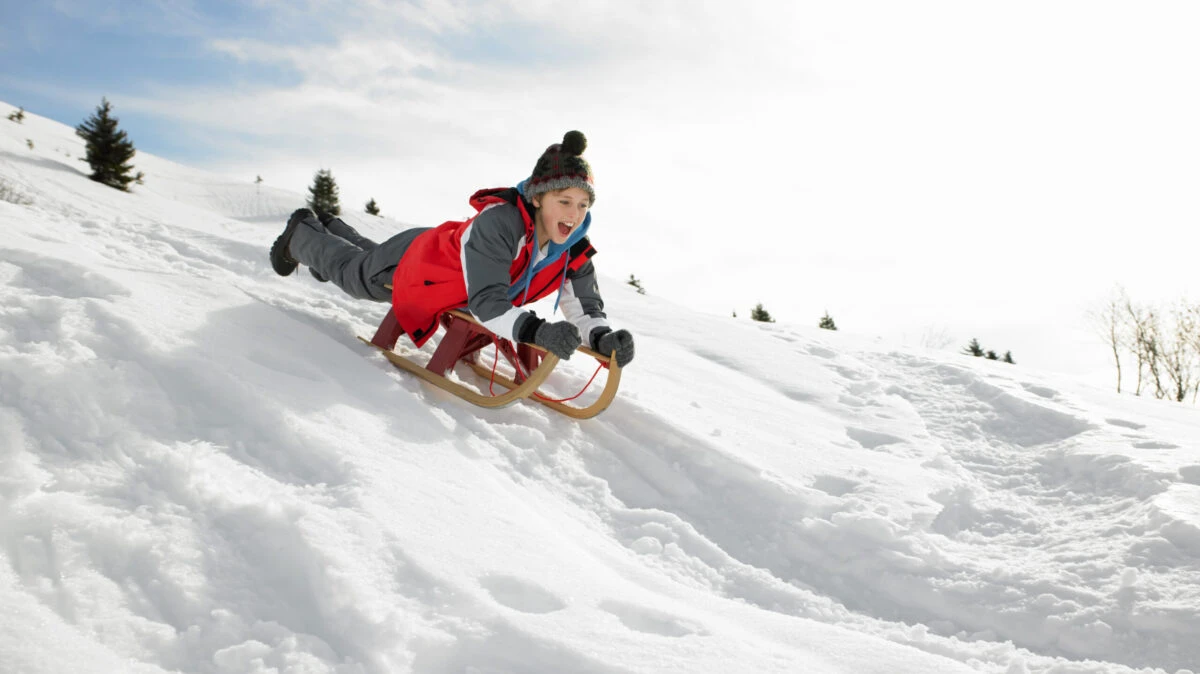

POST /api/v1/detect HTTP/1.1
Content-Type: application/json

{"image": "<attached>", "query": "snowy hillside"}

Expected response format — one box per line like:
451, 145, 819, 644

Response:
2, 104, 1200, 674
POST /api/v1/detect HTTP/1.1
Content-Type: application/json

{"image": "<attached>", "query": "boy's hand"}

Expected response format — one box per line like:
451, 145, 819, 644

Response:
534, 321, 582, 359
593, 328, 635, 367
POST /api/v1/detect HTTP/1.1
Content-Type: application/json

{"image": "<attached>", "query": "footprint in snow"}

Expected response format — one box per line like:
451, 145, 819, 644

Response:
599, 600, 705, 637
778, 387, 818, 403
1106, 418, 1146, 430
479, 575, 567, 614
811, 474, 860, 497
1021, 383, 1059, 399
846, 427, 905, 450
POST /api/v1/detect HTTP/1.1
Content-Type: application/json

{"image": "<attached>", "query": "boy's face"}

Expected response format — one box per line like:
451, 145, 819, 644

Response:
533, 187, 590, 245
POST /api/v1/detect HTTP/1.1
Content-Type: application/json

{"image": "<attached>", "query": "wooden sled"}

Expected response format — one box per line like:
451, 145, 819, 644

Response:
358, 308, 622, 419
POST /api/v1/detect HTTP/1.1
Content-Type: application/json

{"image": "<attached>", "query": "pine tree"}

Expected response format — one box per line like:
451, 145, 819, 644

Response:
627, 274, 645, 295
1003, 351, 1015, 364
751, 303, 775, 323
985, 350, 999, 360
365, 198, 380, 215
306, 169, 341, 215
818, 311, 837, 331
75, 98, 141, 191
962, 338, 984, 357
7, 107, 24, 123
255, 175, 263, 184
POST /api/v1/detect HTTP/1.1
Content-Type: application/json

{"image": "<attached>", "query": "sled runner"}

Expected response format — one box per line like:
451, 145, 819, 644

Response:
358, 308, 622, 419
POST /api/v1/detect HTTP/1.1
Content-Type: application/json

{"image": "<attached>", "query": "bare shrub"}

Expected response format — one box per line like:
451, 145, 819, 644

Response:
1099, 290, 1200, 404
0, 177, 33, 206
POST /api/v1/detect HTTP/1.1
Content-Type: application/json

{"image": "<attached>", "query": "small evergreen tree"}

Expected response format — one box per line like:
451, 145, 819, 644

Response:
751, 303, 775, 323
306, 169, 341, 215
1003, 351, 1015, 364
7, 107, 24, 123
985, 350, 999, 360
962, 338, 984, 357
818, 311, 837, 331
255, 175, 263, 184
732, 310, 737, 318
75, 98, 141, 191
26, 139, 34, 150
627, 274, 645, 295
365, 198, 381, 215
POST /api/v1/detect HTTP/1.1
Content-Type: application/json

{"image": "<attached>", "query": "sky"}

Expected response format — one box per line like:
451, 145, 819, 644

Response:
2, 0, 1200, 386
4, 111, 1200, 673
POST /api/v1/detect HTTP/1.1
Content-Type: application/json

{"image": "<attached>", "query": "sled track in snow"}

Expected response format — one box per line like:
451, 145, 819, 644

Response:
859, 352, 1200, 672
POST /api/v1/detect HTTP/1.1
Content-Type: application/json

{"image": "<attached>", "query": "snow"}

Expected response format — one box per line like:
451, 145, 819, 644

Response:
2, 103, 1200, 674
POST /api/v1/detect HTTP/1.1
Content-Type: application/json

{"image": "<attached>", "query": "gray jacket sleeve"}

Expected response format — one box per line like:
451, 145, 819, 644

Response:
460, 204, 531, 341
560, 259, 610, 347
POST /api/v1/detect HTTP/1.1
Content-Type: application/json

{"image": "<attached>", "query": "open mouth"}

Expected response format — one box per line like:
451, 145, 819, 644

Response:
557, 221, 575, 237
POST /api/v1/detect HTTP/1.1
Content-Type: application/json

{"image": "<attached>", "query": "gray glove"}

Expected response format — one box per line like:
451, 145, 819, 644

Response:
533, 320, 582, 359
592, 328, 635, 367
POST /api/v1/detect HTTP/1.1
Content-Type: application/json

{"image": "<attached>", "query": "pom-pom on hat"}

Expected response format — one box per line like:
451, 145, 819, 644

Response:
525, 130, 595, 204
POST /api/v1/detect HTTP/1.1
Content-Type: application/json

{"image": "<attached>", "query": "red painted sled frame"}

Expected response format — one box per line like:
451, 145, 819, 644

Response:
358, 309, 622, 419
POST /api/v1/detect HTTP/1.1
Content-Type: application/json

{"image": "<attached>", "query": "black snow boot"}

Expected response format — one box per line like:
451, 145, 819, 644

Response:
270, 208, 315, 276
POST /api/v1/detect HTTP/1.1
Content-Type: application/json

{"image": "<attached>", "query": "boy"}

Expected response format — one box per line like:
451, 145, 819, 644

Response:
269, 130, 635, 367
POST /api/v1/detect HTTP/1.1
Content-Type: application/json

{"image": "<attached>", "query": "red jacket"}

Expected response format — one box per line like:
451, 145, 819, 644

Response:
391, 187, 596, 346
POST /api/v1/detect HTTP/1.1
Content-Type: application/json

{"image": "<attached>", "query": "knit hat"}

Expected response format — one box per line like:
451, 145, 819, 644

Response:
524, 130, 596, 204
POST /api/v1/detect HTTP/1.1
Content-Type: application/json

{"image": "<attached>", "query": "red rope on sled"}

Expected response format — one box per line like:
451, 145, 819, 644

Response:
487, 344, 503, 397
486, 340, 604, 403
531, 362, 605, 404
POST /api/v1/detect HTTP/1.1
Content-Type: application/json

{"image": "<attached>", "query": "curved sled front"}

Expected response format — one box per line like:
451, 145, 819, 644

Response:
358, 308, 620, 417
464, 345, 621, 419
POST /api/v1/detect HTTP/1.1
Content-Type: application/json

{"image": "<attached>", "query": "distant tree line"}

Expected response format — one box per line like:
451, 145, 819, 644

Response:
1092, 287, 1199, 403
302, 169, 385, 218
737, 305, 1017, 363
743, 303, 839, 331
961, 338, 1015, 364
